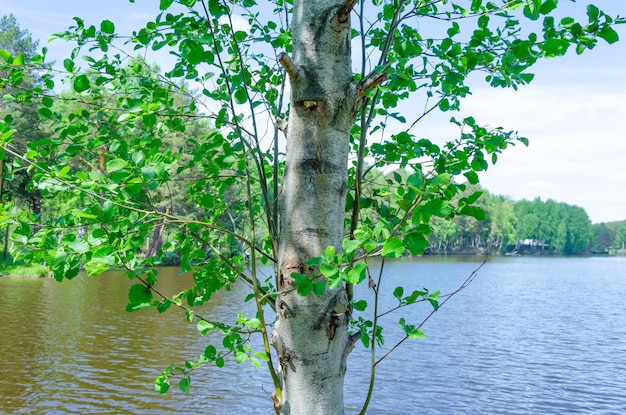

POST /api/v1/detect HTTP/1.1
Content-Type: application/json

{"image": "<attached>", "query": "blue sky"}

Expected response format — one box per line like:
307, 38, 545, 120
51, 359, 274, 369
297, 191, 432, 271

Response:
1, 0, 625, 223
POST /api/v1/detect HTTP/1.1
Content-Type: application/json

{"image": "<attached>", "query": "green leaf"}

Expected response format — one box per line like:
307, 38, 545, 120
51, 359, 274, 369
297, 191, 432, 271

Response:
539, 0, 557, 15
128, 284, 153, 307
320, 263, 338, 278
428, 292, 440, 310
142, 113, 157, 127
292, 272, 313, 296
439, 98, 450, 111
462, 190, 484, 205
106, 158, 128, 173
313, 281, 326, 296
352, 299, 367, 311
234, 349, 248, 363
542, 38, 569, 57
73, 74, 90, 93
343, 238, 363, 254
407, 328, 426, 339
586, 4, 599, 21
464, 171, 479, 185
597, 27, 619, 44
160, 0, 175, 10
1, 94, 15, 104
347, 263, 367, 284
523, 0, 541, 20
38, 107, 53, 118
41, 96, 53, 108
69, 239, 89, 254
208, 0, 224, 16
100, 20, 115, 34
323, 245, 335, 260
204, 345, 217, 360
459, 205, 486, 220
155, 376, 170, 394
13, 54, 24, 66
197, 320, 215, 335
399, 317, 427, 339
361, 331, 370, 348
157, 299, 171, 313
254, 351, 270, 361
420, 199, 451, 218
234, 87, 247, 104
0, 49, 10, 62
178, 377, 190, 393
381, 237, 405, 258
180, 39, 204, 64
404, 232, 429, 256
63, 58, 75, 73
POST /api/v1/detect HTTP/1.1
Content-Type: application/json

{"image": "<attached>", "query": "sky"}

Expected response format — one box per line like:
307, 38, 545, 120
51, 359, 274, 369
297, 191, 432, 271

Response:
1, 0, 625, 223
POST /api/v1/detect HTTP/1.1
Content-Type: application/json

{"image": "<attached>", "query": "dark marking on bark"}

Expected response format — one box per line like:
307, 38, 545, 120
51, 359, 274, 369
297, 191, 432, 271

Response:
294, 100, 328, 127
301, 157, 324, 173
327, 309, 341, 341
339, 179, 347, 197
291, 68, 324, 103
272, 392, 281, 412
278, 301, 290, 318
311, 6, 338, 41
279, 350, 292, 380
300, 228, 332, 238
281, 263, 307, 286
297, 158, 342, 175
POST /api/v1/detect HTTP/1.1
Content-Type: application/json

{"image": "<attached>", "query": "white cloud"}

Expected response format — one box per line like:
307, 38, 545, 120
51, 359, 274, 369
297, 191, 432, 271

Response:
460, 77, 626, 223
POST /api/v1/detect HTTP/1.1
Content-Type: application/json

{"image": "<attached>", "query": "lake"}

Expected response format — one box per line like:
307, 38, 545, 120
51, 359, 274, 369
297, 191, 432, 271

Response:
1, 256, 625, 414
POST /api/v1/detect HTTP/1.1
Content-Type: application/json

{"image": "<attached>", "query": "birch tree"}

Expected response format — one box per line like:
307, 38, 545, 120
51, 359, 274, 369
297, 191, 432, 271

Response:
0, 1, 622, 414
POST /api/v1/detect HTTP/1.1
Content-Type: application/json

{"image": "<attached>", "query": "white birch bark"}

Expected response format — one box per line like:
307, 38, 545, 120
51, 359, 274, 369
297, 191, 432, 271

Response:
272, 0, 360, 413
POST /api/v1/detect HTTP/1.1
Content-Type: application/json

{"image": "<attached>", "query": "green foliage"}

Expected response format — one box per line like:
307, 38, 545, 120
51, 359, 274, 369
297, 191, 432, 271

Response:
512, 197, 592, 255
613, 224, 626, 251
427, 188, 601, 255
1, 2, 623, 410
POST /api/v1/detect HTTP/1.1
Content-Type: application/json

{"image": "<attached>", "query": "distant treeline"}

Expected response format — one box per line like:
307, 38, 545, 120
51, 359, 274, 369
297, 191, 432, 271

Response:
427, 192, 626, 256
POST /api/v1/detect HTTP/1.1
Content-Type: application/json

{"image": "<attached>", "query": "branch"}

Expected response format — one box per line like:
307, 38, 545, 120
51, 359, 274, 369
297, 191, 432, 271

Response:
275, 117, 288, 135
337, 0, 359, 23
374, 258, 487, 367
355, 69, 387, 110
277, 52, 300, 81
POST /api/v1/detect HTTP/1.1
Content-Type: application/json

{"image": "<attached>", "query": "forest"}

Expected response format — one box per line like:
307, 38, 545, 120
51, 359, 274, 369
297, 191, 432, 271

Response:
427, 190, 626, 255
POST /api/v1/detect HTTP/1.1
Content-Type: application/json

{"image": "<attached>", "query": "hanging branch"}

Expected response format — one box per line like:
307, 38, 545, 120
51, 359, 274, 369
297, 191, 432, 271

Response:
374, 257, 487, 367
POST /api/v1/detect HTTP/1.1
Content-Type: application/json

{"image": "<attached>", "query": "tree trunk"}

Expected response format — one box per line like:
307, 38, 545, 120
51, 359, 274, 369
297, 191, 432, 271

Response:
146, 219, 165, 259
272, 1, 358, 413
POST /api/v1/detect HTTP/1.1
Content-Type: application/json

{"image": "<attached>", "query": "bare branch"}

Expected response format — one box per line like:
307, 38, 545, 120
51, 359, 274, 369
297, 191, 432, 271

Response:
275, 117, 288, 135
374, 258, 487, 367
355, 69, 387, 110
360, 70, 387, 94
278, 52, 300, 81
337, 0, 359, 23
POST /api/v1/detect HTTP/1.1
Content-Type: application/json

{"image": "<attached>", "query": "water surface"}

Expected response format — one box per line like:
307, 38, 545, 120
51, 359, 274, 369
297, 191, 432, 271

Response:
1, 256, 625, 414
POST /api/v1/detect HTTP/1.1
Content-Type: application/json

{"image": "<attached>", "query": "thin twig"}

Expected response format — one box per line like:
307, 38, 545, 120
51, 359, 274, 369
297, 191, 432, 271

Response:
374, 257, 487, 366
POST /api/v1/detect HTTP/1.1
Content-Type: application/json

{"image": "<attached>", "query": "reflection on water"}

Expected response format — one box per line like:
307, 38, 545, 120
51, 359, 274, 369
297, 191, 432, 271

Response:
0, 269, 269, 414
1, 257, 626, 414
